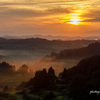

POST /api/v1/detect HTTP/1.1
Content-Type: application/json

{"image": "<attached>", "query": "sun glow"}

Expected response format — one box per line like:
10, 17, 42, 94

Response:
69, 16, 82, 25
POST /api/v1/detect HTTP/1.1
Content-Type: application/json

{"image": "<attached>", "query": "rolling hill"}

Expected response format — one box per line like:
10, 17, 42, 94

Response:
50, 42, 100, 59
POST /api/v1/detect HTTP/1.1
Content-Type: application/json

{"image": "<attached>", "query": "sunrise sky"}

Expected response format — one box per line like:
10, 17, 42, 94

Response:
0, 0, 100, 37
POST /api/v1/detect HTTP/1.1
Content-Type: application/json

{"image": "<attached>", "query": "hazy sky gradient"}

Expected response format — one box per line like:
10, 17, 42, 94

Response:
0, 0, 100, 37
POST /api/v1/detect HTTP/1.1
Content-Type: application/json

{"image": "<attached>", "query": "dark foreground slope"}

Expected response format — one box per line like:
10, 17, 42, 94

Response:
60, 55, 100, 100
1, 56, 100, 100
50, 42, 100, 59
18, 56, 100, 100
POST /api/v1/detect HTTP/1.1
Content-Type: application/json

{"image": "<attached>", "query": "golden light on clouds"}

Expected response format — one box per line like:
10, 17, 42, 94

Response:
69, 16, 82, 25
0, 0, 100, 36
62, 10, 84, 25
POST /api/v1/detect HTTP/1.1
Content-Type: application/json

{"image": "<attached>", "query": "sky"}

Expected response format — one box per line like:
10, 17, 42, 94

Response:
0, 0, 100, 37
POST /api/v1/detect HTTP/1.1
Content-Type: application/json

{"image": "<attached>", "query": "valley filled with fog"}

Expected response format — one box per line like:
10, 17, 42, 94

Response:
0, 38, 99, 91
0, 48, 79, 74
0, 38, 93, 70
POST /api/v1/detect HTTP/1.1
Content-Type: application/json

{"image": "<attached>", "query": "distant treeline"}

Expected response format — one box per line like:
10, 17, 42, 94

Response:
0, 37, 96, 51
50, 42, 100, 59
0, 62, 32, 75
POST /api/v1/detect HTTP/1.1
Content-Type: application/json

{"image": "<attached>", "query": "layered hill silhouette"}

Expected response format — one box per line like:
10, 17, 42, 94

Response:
50, 42, 100, 59
0, 37, 96, 51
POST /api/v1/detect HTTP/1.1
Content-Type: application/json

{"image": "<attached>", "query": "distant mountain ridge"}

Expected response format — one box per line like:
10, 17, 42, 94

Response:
2, 35, 100, 40
0, 37, 96, 51
50, 42, 100, 59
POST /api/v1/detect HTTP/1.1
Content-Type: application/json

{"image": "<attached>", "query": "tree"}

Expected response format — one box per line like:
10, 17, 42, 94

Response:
0, 62, 15, 74
18, 64, 29, 74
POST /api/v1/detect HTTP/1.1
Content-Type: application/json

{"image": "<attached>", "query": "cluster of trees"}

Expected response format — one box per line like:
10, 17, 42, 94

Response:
0, 62, 15, 74
16, 67, 57, 92
0, 62, 32, 75
17, 64, 29, 74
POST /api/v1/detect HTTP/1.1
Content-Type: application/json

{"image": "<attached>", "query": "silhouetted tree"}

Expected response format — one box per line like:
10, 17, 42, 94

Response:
48, 67, 55, 75
17, 67, 57, 92
0, 62, 15, 74
18, 64, 29, 74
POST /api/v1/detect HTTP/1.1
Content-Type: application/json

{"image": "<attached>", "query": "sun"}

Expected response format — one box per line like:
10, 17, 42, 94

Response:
69, 16, 82, 25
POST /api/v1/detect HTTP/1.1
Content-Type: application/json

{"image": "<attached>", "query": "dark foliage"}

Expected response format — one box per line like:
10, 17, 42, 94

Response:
17, 64, 29, 74
51, 42, 100, 59
16, 67, 57, 92
60, 56, 100, 100
0, 62, 15, 74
